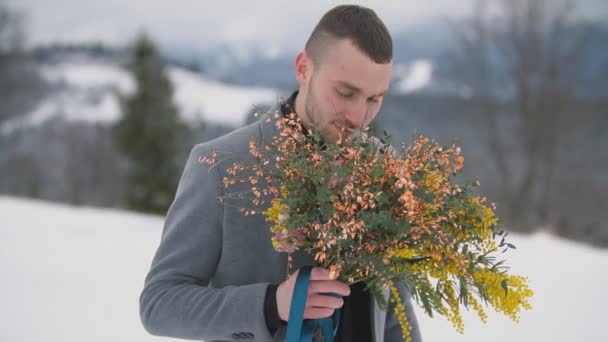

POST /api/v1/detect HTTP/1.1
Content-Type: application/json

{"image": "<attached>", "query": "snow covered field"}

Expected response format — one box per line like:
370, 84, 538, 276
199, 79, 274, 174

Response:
1, 195, 607, 341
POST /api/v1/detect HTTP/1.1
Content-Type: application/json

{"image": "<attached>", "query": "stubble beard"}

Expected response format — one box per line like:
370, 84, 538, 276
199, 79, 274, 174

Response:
304, 79, 335, 143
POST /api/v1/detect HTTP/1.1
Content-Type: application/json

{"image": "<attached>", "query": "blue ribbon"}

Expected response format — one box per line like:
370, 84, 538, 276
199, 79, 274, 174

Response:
286, 266, 342, 342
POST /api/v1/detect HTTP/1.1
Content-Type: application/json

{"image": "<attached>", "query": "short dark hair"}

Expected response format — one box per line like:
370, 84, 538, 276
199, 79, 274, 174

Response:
305, 5, 392, 64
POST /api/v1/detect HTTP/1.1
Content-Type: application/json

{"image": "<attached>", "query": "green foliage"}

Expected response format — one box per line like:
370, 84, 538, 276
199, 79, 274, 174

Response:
112, 33, 190, 214
206, 113, 533, 336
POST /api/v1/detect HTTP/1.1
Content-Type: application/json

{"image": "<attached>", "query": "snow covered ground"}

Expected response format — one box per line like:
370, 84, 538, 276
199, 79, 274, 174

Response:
1, 195, 607, 342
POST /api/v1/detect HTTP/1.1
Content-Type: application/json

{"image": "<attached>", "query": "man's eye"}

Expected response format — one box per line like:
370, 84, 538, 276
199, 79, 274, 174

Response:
338, 90, 354, 98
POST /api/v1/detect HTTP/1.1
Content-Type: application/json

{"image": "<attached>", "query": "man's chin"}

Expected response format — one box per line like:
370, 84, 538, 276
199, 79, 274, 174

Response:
330, 123, 353, 140
314, 125, 353, 144
323, 133, 352, 145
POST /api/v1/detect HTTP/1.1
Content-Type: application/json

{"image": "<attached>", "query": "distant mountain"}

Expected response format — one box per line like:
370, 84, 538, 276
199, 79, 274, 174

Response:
1, 47, 280, 135
161, 22, 457, 90
161, 18, 607, 99
9, 15, 604, 138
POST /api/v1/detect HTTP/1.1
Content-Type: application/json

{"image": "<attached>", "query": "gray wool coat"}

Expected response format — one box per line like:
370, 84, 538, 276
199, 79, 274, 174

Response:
139, 111, 423, 342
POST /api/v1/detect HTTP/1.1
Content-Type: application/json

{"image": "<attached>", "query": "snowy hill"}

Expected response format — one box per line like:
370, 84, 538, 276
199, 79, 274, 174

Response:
1, 195, 607, 341
391, 59, 473, 98
0, 58, 279, 135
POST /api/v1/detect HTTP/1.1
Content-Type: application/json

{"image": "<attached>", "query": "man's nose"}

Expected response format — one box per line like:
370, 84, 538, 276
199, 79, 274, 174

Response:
343, 103, 369, 129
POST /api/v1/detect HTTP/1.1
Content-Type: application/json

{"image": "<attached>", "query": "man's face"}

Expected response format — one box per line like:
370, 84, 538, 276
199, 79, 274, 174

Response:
296, 38, 392, 144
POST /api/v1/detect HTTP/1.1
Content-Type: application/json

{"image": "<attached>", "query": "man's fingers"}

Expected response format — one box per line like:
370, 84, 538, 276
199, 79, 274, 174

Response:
304, 307, 335, 320
305, 293, 344, 309
308, 280, 351, 296
310, 267, 335, 280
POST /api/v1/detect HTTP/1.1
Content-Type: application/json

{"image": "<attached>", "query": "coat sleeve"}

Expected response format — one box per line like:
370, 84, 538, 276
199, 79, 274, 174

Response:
139, 143, 273, 341
384, 280, 423, 342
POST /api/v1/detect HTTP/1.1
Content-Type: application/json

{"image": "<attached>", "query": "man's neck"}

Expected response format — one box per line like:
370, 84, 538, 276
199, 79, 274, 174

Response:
280, 89, 325, 146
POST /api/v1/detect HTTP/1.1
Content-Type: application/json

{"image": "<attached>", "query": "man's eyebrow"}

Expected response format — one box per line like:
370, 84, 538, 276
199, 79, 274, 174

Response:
336, 81, 362, 93
336, 81, 388, 97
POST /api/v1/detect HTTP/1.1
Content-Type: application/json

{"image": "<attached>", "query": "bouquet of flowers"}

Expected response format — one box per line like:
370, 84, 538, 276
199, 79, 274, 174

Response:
200, 111, 533, 341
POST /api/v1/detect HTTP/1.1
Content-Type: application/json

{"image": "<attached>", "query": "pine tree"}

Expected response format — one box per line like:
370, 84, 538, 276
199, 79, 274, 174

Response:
113, 33, 189, 214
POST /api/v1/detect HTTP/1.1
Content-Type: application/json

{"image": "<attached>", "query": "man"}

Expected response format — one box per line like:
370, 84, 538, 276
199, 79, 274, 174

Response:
140, 5, 422, 342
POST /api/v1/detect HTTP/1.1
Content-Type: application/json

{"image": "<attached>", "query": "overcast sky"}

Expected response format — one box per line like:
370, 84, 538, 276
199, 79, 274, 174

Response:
6, 0, 608, 53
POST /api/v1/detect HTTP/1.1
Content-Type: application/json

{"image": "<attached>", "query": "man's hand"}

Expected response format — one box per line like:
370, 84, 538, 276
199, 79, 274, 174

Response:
276, 267, 350, 321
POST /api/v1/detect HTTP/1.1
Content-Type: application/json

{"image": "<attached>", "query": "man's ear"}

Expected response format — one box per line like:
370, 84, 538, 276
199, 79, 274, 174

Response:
295, 51, 311, 88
